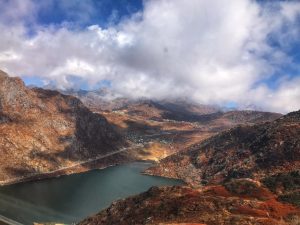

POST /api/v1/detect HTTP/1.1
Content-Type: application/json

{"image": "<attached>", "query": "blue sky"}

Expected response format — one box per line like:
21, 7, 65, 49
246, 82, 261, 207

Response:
35, 0, 143, 28
0, 0, 300, 113
23, 0, 144, 89
22, 0, 300, 90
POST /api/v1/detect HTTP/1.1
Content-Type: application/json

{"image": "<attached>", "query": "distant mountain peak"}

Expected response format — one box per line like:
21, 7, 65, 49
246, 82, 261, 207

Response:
285, 109, 300, 119
0, 70, 9, 78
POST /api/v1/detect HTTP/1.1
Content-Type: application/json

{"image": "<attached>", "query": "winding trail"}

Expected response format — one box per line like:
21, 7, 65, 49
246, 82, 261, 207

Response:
0, 145, 142, 186
0, 215, 22, 225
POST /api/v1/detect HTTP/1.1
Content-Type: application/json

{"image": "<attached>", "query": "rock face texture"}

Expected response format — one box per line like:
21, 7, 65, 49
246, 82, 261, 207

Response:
0, 70, 124, 183
79, 179, 300, 225
145, 110, 300, 186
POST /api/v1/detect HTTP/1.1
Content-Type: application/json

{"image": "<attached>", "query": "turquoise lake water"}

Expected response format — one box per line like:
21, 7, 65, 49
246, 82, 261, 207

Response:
0, 162, 183, 224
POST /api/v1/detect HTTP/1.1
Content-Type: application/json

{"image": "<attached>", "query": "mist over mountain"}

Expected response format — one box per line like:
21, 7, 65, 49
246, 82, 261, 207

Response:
40, 85, 279, 116
1, 0, 300, 113
0, 1, 299, 224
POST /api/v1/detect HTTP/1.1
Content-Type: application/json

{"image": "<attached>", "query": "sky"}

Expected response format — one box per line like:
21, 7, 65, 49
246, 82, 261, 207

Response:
0, 0, 300, 113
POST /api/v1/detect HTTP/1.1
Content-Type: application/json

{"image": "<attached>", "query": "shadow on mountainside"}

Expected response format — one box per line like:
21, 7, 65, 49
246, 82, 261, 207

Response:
1, 88, 129, 182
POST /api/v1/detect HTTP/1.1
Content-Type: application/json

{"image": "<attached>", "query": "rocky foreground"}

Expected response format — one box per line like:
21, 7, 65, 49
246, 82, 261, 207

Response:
0, 70, 126, 184
79, 179, 300, 225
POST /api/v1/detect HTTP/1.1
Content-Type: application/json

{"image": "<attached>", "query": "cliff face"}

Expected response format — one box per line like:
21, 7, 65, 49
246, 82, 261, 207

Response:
0, 70, 124, 183
145, 110, 300, 185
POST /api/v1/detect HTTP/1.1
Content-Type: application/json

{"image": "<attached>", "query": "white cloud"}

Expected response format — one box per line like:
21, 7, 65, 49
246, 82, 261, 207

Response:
0, 0, 36, 24
0, 0, 299, 113
246, 77, 300, 113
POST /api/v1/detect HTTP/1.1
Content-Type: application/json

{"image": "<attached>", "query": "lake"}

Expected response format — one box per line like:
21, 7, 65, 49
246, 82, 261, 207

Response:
0, 162, 183, 224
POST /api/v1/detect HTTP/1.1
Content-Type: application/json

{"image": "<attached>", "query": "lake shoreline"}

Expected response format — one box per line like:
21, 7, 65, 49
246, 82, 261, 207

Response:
0, 162, 183, 224
0, 143, 154, 186
0, 150, 132, 186
0, 152, 159, 187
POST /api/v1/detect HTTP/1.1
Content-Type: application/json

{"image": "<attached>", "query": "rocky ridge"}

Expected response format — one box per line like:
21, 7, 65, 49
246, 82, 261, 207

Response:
0, 70, 125, 184
145, 110, 300, 186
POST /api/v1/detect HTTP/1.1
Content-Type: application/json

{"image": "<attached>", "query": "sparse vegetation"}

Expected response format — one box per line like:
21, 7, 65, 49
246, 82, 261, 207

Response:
279, 191, 300, 207
262, 171, 300, 193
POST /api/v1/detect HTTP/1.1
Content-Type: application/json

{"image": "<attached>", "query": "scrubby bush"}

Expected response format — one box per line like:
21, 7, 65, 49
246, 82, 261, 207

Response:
262, 171, 300, 193
279, 191, 300, 207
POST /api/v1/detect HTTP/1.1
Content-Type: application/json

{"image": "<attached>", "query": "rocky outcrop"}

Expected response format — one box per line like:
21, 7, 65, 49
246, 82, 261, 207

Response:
79, 179, 300, 225
0, 70, 125, 183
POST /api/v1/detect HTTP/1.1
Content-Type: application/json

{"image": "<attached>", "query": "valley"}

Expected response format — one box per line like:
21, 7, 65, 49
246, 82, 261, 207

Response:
1, 1, 300, 224
80, 110, 300, 225
0, 70, 298, 225
0, 69, 281, 185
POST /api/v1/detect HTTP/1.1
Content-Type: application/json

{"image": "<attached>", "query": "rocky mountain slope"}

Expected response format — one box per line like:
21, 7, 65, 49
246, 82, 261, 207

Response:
57, 88, 282, 165
115, 99, 221, 121
0, 70, 125, 184
145, 110, 300, 185
101, 105, 281, 162
79, 179, 300, 225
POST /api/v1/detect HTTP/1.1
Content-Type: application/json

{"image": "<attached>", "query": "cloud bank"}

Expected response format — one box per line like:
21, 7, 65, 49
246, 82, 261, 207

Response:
0, 0, 300, 113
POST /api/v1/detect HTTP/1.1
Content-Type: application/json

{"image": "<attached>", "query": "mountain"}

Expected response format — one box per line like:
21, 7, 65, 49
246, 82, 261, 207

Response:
0, 70, 125, 184
61, 88, 130, 112
79, 110, 300, 225
0, 72, 281, 184
61, 88, 221, 118
145, 110, 300, 185
58, 88, 282, 126
59, 88, 282, 163
116, 99, 221, 121
101, 101, 281, 163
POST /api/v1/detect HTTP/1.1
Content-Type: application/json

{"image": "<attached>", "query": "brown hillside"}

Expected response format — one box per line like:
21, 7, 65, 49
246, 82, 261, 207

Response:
0, 70, 125, 184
